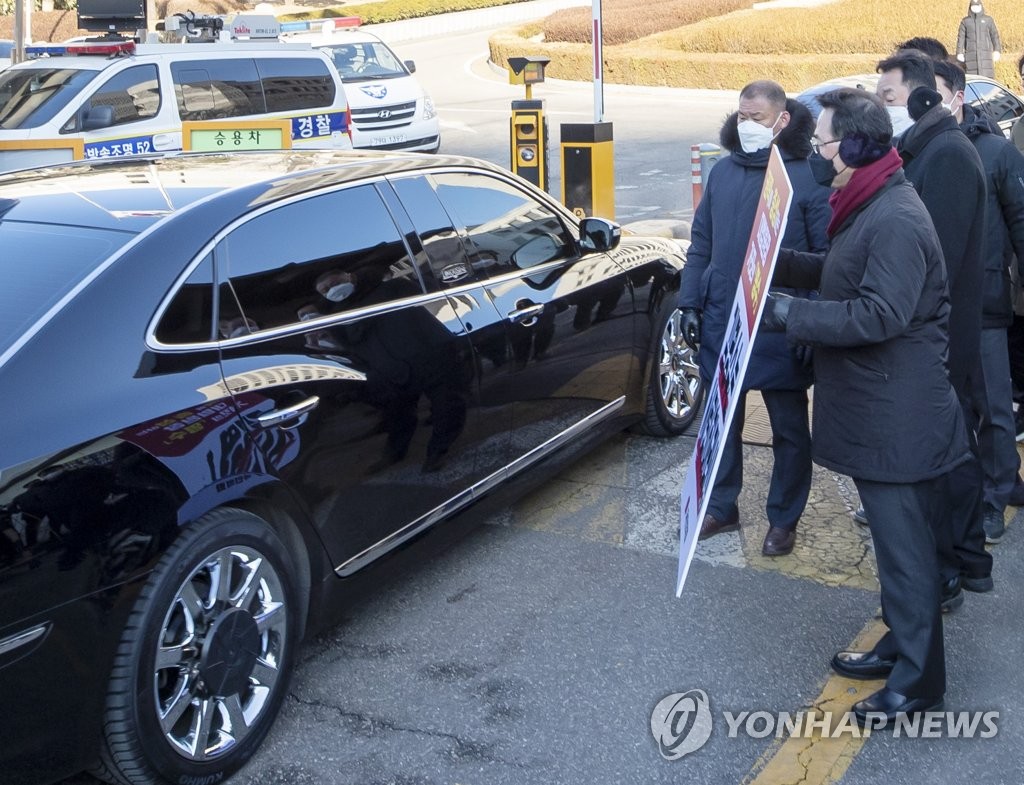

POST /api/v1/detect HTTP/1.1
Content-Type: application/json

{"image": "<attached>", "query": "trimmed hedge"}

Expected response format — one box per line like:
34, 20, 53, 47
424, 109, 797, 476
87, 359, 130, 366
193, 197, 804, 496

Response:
281, 0, 535, 24
492, 0, 1024, 91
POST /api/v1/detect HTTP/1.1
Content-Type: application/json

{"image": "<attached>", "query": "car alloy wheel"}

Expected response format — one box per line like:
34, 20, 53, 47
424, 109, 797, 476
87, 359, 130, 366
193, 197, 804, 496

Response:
96, 509, 300, 785
639, 305, 705, 436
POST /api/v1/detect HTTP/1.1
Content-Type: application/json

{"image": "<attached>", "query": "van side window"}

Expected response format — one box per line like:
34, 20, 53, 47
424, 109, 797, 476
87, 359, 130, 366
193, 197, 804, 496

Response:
171, 59, 264, 121
62, 65, 160, 132
256, 58, 336, 112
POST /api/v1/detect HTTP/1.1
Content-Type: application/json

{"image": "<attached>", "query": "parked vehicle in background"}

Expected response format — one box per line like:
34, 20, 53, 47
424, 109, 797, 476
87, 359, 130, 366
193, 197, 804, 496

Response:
0, 34, 352, 173
0, 149, 701, 785
283, 23, 441, 152
796, 72, 1024, 139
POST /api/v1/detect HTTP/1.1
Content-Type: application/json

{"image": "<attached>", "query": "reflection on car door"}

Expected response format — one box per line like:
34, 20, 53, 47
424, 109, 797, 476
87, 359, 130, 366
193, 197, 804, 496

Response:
393, 171, 635, 467
215, 183, 481, 575
965, 79, 1024, 136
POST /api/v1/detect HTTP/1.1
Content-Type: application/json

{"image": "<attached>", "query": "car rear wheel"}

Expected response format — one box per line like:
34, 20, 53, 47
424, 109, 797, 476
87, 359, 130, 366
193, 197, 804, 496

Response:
94, 508, 300, 785
638, 304, 704, 436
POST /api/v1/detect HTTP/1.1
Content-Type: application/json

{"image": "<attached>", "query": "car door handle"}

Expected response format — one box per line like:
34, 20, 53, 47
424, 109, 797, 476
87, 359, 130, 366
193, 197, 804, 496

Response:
257, 395, 320, 429
506, 302, 545, 326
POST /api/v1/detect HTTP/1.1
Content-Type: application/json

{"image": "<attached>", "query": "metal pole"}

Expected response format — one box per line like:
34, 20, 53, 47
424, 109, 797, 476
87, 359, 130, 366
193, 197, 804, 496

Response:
12, 0, 25, 64
592, 0, 603, 123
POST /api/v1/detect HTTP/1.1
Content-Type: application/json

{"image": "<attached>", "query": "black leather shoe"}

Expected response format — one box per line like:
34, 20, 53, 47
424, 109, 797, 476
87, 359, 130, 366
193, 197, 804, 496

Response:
852, 686, 943, 728
762, 526, 796, 556
698, 511, 740, 540
941, 576, 964, 614
830, 649, 896, 680
961, 572, 994, 593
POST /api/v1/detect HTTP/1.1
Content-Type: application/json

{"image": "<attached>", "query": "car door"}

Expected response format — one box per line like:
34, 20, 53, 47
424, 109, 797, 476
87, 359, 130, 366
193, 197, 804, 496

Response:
403, 170, 636, 464
215, 182, 480, 574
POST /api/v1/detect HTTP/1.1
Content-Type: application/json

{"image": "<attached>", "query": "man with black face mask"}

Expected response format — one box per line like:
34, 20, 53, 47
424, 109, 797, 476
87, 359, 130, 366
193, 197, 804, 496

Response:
763, 87, 970, 727
679, 79, 830, 557
872, 49, 990, 610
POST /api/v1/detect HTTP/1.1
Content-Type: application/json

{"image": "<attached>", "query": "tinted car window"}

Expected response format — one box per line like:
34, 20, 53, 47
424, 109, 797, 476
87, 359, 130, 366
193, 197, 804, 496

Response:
320, 41, 407, 81
255, 57, 335, 112
172, 59, 264, 121
64, 64, 160, 132
390, 175, 473, 285
431, 172, 574, 277
0, 67, 99, 130
220, 184, 421, 333
155, 253, 214, 344
965, 80, 1024, 125
0, 221, 134, 353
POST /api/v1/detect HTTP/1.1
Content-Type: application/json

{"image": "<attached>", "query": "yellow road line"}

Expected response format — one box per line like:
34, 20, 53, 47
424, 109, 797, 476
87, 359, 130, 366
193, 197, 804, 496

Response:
741, 618, 889, 785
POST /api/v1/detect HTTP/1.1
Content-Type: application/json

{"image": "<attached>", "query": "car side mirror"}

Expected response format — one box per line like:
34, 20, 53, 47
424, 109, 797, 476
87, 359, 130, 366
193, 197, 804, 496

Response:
404, 60, 416, 74
578, 217, 621, 252
82, 104, 115, 131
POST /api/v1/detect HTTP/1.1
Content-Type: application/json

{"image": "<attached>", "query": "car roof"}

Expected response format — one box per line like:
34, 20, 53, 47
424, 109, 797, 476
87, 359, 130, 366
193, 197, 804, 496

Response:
0, 149, 508, 232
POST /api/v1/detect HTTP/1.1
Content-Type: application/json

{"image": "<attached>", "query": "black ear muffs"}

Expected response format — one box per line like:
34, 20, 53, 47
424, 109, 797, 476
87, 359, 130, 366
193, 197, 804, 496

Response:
908, 86, 942, 120
837, 133, 891, 167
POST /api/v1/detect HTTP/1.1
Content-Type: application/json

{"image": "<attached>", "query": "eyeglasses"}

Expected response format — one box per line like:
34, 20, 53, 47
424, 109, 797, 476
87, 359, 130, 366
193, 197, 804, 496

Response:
810, 137, 841, 155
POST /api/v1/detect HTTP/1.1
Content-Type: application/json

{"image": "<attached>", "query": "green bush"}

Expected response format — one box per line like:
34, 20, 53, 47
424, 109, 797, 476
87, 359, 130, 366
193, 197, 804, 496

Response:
281, 0, 534, 24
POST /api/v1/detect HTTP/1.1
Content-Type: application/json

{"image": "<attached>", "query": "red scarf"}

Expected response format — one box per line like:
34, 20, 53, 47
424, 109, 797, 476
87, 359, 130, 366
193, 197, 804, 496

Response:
826, 147, 903, 237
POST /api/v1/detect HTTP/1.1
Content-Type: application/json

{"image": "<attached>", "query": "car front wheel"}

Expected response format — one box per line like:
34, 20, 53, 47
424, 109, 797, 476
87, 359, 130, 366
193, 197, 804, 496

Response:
95, 508, 300, 785
638, 305, 705, 436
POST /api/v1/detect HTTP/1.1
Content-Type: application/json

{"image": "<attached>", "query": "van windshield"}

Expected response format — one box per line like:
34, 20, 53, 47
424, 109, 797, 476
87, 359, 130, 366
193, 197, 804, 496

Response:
319, 41, 408, 82
0, 67, 99, 130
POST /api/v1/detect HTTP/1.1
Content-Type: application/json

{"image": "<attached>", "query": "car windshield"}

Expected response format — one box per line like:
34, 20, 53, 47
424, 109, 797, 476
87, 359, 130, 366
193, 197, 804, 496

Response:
319, 41, 407, 81
0, 67, 99, 129
0, 216, 135, 355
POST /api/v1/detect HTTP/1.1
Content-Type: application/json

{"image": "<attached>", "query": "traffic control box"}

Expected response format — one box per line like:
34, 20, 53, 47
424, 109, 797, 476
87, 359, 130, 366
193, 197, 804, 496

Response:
510, 99, 547, 191
560, 122, 614, 219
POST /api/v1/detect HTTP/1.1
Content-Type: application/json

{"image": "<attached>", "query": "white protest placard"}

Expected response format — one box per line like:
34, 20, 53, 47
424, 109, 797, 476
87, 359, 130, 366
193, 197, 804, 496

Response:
677, 145, 795, 597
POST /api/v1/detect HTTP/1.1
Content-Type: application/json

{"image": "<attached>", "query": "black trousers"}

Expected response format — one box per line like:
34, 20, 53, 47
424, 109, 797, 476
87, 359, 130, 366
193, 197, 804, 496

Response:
856, 476, 946, 699
708, 388, 812, 529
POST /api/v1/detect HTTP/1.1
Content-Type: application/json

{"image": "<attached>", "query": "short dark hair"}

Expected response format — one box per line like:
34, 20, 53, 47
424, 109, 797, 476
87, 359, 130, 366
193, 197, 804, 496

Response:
896, 36, 949, 60
877, 49, 937, 91
739, 80, 787, 112
932, 58, 966, 93
818, 88, 892, 145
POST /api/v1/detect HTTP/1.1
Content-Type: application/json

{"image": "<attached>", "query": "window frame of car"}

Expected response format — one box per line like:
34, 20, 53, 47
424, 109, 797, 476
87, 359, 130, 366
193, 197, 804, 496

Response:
148, 176, 441, 352
382, 166, 587, 295
59, 62, 161, 134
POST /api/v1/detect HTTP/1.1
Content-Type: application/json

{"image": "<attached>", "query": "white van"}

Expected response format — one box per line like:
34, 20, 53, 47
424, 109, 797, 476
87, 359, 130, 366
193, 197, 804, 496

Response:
0, 37, 352, 173
283, 26, 440, 153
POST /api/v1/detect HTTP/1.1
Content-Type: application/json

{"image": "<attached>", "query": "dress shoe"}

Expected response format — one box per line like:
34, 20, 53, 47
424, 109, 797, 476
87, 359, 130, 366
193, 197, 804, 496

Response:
761, 526, 796, 556
961, 572, 994, 593
940, 575, 964, 614
983, 506, 1005, 544
852, 686, 943, 728
830, 649, 896, 680
698, 511, 739, 540
1008, 473, 1024, 507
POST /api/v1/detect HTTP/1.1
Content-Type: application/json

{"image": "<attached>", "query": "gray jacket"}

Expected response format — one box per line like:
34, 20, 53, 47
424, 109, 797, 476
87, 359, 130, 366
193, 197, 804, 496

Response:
957, 2, 1001, 78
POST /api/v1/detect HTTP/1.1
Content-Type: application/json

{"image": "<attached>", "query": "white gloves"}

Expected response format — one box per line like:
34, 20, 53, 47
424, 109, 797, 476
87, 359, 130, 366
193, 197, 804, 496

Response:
994, 51, 1001, 61
957, 53, 965, 62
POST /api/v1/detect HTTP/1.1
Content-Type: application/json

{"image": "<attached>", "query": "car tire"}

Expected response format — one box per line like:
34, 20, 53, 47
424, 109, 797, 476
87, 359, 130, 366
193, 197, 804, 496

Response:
94, 508, 301, 785
637, 304, 704, 436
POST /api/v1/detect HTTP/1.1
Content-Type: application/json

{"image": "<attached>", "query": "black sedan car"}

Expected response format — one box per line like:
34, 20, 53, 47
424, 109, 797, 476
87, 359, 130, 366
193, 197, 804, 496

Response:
0, 150, 701, 785
796, 72, 1024, 138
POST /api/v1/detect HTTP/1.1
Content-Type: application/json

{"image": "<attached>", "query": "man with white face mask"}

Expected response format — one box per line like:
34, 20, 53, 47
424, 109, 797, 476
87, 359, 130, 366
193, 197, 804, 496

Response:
679, 80, 831, 557
956, 1, 1001, 79
874, 48, 989, 612
934, 56, 1024, 548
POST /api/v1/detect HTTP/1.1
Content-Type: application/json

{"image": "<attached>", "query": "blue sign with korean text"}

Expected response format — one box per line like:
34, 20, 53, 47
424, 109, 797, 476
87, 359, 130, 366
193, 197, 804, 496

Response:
290, 111, 348, 141
83, 135, 156, 159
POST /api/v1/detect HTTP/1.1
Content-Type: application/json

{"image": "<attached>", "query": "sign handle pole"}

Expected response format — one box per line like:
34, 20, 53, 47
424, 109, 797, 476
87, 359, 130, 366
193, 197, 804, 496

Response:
592, 0, 603, 123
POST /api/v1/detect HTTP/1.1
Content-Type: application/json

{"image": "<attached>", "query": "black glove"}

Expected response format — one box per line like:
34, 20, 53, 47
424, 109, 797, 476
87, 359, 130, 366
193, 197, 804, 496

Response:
760, 292, 794, 332
680, 307, 701, 350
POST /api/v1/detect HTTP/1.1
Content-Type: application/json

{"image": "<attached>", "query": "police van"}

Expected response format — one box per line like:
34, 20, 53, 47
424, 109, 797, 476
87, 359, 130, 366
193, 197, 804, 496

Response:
0, 16, 353, 173
282, 22, 440, 153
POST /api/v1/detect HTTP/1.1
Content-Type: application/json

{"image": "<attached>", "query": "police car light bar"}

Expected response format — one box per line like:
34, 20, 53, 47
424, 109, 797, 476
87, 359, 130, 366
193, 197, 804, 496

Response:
278, 16, 361, 34
25, 41, 136, 57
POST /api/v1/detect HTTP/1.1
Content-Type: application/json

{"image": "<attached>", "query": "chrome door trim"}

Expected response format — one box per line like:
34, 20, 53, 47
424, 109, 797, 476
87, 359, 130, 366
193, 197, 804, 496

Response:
334, 395, 626, 577
0, 623, 48, 658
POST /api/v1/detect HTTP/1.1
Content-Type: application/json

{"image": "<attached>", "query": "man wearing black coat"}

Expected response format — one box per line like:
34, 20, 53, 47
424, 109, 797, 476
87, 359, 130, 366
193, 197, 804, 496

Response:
679, 80, 831, 557
876, 49, 991, 605
764, 88, 970, 726
934, 57, 1024, 547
